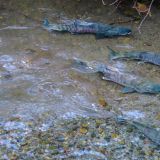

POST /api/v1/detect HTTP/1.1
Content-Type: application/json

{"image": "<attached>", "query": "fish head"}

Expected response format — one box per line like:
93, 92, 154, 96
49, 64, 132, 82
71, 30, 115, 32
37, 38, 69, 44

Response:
71, 58, 99, 73
43, 19, 61, 31
150, 84, 160, 93
107, 26, 131, 37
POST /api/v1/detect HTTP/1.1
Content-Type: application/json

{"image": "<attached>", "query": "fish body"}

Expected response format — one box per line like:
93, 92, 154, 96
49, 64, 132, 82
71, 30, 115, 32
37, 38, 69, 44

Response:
116, 117, 160, 146
131, 121, 160, 145
72, 59, 160, 94
108, 47, 160, 66
43, 19, 131, 38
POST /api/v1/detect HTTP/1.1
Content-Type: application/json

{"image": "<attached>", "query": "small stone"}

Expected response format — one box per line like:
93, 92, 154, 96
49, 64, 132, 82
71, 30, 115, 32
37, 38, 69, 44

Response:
79, 127, 88, 134
49, 145, 57, 150
9, 116, 21, 121
98, 128, 104, 134
55, 136, 65, 142
143, 42, 152, 46
51, 150, 59, 155
105, 105, 112, 111
43, 156, 52, 160
111, 133, 119, 139
96, 119, 103, 127
81, 123, 89, 128
91, 131, 97, 138
155, 112, 160, 120
126, 125, 134, 133
26, 121, 33, 127
10, 153, 18, 160
118, 139, 125, 145
62, 142, 69, 149
145, 149, 154, 156
136, 147, 144, 155
98, 98, 108, 107
104, 135, 111, 142
78, 140, 86, 147
4, 73, 12, 79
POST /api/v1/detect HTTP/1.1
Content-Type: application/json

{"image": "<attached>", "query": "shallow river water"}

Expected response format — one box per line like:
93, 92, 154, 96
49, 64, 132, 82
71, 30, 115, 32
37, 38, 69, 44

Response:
0, 0, 160, 159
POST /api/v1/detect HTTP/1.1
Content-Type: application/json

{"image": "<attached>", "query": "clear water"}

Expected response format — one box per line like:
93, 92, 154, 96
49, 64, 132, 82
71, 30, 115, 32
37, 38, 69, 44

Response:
0, 0, 160, 125
0, 1, 160, 159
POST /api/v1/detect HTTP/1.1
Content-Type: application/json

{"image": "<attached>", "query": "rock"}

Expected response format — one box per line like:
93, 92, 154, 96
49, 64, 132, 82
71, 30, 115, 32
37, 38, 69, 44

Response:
79, 127, 88, 134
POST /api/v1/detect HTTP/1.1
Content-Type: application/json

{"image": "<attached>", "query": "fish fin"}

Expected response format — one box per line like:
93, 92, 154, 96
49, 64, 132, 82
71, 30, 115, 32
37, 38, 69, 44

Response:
122, 87, 135, 93
95, 33, 106, 39
43, 19, 49, 27
107, 46, 120, 60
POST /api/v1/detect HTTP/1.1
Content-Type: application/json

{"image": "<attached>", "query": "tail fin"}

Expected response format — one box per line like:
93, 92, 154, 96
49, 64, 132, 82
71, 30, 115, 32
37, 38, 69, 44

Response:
43, 19, 49, 27
107, 46, 119, 60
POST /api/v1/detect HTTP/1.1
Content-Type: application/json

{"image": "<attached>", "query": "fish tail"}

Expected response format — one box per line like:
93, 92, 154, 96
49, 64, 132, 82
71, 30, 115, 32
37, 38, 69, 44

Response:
43, 19, 49, 27
107, 46, 120, 60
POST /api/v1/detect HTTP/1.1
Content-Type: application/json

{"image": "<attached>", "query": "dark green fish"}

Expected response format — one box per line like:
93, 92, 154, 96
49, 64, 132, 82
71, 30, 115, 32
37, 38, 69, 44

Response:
43, 19, 131, 39
116, 116, 160, 146
130, 121, 160, 146
72, 59, 160, 94
108, 47, 160, 66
